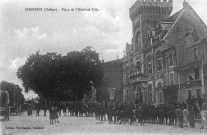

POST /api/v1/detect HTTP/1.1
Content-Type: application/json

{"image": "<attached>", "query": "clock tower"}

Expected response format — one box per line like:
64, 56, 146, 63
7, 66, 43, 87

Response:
130, 0, 173, 52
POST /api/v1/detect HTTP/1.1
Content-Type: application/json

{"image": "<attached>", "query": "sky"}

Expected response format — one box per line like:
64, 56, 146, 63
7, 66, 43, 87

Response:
0, 0, 207, 99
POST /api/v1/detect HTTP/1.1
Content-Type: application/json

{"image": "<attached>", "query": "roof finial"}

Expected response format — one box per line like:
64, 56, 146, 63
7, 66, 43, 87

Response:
183, 0, 189, 8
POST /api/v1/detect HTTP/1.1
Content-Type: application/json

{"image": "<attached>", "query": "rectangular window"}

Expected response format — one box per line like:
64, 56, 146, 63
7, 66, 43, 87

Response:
153, 92, 156, 103
159, 92, 162, 103
194, 48, 198, 60
149, 93, 152, 104
157, 59, 162, 71
136, 61, 141, 72
169, 72, 175, 85
168, 53, 173, 67
188, 90, 192, 99
196, 89, 201, 98
194, 68, 200, 80
109, 88, 115, 100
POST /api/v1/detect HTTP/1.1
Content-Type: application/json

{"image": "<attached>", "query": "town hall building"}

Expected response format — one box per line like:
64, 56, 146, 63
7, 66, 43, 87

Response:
123, 0, 207, 104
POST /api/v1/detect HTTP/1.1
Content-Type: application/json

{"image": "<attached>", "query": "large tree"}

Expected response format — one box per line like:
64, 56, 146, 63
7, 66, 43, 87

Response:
17, 47, 103, 101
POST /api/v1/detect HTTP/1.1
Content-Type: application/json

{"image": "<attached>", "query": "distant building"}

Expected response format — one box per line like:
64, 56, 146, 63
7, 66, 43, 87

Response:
123, 0, 207, 104
97, 59, 123, 102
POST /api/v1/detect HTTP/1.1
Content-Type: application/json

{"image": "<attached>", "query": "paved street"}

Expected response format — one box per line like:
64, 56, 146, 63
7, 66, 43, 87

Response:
1, 111, 206, 135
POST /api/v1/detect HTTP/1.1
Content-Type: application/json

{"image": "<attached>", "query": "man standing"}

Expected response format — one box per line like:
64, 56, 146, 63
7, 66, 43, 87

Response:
197, 96, 203, 110
36, 102, 41, 116
183, 107, 188, 127
188, 107, 195, 128
43, 100, 48, 116
176, 105, 184, 128
200, 103, 207, 129
186, 97, 193, 109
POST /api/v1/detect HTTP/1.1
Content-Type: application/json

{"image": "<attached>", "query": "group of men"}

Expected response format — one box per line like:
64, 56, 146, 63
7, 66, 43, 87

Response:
36, 101, 96, 117
34, 99, 207, 129
94, 100, 207, 129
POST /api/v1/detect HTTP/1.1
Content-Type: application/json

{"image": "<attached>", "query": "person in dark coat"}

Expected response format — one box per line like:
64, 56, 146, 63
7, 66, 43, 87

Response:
54, 106, 60, 123
176, 105, 184, 128
107, 102, 113, 124
36, 103, 41, 116
197, 96, 203, 110
138, 106, 145, 126
188, 107, 195, 128
49, 106, 55, 125
43, 100, 48, 116
186, 97, 193, 109
27, 103, 32, 116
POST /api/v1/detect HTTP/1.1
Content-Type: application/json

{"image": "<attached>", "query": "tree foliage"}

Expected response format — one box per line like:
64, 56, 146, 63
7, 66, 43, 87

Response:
17, 47, 103, 101
0, 81, 25, 105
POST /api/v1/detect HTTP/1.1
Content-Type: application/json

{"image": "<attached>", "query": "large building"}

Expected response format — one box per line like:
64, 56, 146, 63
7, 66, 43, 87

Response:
97, 59, 123, 102
123, 0, 207, 104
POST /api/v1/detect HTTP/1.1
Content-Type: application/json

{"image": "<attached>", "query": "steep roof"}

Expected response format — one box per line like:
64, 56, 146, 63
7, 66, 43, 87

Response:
163, 8, 186, 40
166, 8, 185, 22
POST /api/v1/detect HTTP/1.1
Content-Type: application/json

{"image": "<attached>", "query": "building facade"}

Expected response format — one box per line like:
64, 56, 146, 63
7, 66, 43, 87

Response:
123, 0, 207, 104
97, 59, 123, 102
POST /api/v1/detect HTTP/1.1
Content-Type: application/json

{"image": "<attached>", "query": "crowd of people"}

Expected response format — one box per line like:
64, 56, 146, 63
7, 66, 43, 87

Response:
33, 98, 207, 129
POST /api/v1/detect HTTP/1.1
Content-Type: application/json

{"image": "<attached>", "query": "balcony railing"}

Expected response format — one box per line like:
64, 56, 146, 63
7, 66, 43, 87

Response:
180, 80, 202, 89
130, 73, 148, 83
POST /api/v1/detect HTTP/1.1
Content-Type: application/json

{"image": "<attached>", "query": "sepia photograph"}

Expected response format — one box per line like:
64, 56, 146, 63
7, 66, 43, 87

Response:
0, 0, 207, 134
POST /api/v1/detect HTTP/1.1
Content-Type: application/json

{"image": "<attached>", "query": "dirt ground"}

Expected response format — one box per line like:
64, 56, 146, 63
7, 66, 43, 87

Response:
0, 111, 206, 135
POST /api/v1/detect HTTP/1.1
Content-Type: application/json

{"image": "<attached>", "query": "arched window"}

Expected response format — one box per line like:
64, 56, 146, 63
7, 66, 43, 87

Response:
147, 55, 152, 73
156, 51, 162, 71
157, 82, 163, 88
148, 84, 152, 103
148, 84, 152, 92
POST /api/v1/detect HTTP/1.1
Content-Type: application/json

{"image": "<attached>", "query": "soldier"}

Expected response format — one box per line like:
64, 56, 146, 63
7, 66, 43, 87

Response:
119, 102, 125, 124
112, 102, 117, 124
58, 101, 62, 117
169, 104, 177, 126
183, 106, 189, 127
107, 102, 113, 124
186, 97, 193, 109
138, 105, 145, 126
35, 102, 41, 116
27, 103, 32, 116
49, 106, 55, 125
127, 103, 133, 125
150, 105, 157, 124
43, 100, 48, 116
63, 102, 67, 116
197, 96, 203, 110
54, 106, 60, 123
176, 105, 184, 128
188, 106, 195, 128
132, 105, 138, 125
200, 103, 207, 129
